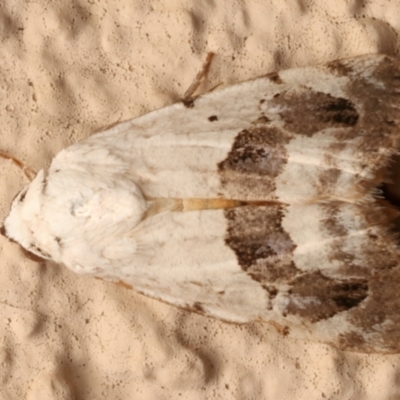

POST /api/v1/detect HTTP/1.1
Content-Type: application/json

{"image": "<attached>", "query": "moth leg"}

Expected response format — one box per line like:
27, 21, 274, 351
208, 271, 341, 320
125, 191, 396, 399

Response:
0, 151, 36, 181
182, 52, 214, 106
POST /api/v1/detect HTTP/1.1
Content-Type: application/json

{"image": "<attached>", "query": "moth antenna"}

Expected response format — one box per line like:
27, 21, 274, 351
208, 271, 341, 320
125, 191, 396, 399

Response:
182, 52, 214, 105
0, 151, 36, 181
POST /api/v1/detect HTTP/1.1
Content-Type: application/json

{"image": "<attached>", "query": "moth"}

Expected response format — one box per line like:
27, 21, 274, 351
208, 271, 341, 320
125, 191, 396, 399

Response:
3, 54, 400, 353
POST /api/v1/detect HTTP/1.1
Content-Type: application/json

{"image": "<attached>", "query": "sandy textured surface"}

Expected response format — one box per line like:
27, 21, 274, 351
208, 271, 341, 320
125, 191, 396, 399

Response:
1, 1, 400, 399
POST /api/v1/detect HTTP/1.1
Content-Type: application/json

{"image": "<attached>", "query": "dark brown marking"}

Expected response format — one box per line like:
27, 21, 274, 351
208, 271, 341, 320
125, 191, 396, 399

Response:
253, 115, 270, 124
338, 331, 366, 350
266, 71, 283, 84
0, 225, 6, 237
265, 286, 278, 298
272, 90, 359, 136
224, 205, 297, 283
218, 125, 291, 199
208, 115, 218, 122
317, 169, 341, 194
219, 126, 290, 176
182, 98, 195, 108
193, 302, 205, 312
19, 190, 27, 202
185, 302, 206, 315
327, 59, 354, 76
286, 272, 368, 323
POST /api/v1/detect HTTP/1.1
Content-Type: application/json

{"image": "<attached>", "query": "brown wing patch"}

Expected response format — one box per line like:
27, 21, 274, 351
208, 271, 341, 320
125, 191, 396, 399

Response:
286, 272, 369, 323
218, 124, 291, 199
271, 90, 359, 135
224, 205, 297, 283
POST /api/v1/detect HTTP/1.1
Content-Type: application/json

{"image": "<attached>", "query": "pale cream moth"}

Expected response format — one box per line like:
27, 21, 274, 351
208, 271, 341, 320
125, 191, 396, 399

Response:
3, 54, 400, 353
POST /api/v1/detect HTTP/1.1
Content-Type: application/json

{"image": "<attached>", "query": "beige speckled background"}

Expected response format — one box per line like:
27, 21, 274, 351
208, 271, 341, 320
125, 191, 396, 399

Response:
1, 1, 400, 399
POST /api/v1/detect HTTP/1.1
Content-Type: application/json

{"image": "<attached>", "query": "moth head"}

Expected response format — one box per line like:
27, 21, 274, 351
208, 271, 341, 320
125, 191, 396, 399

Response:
2, 170, 51, 260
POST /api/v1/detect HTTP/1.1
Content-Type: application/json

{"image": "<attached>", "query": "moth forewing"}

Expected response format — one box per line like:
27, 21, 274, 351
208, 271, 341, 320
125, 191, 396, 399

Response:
3, 54, 400, 353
